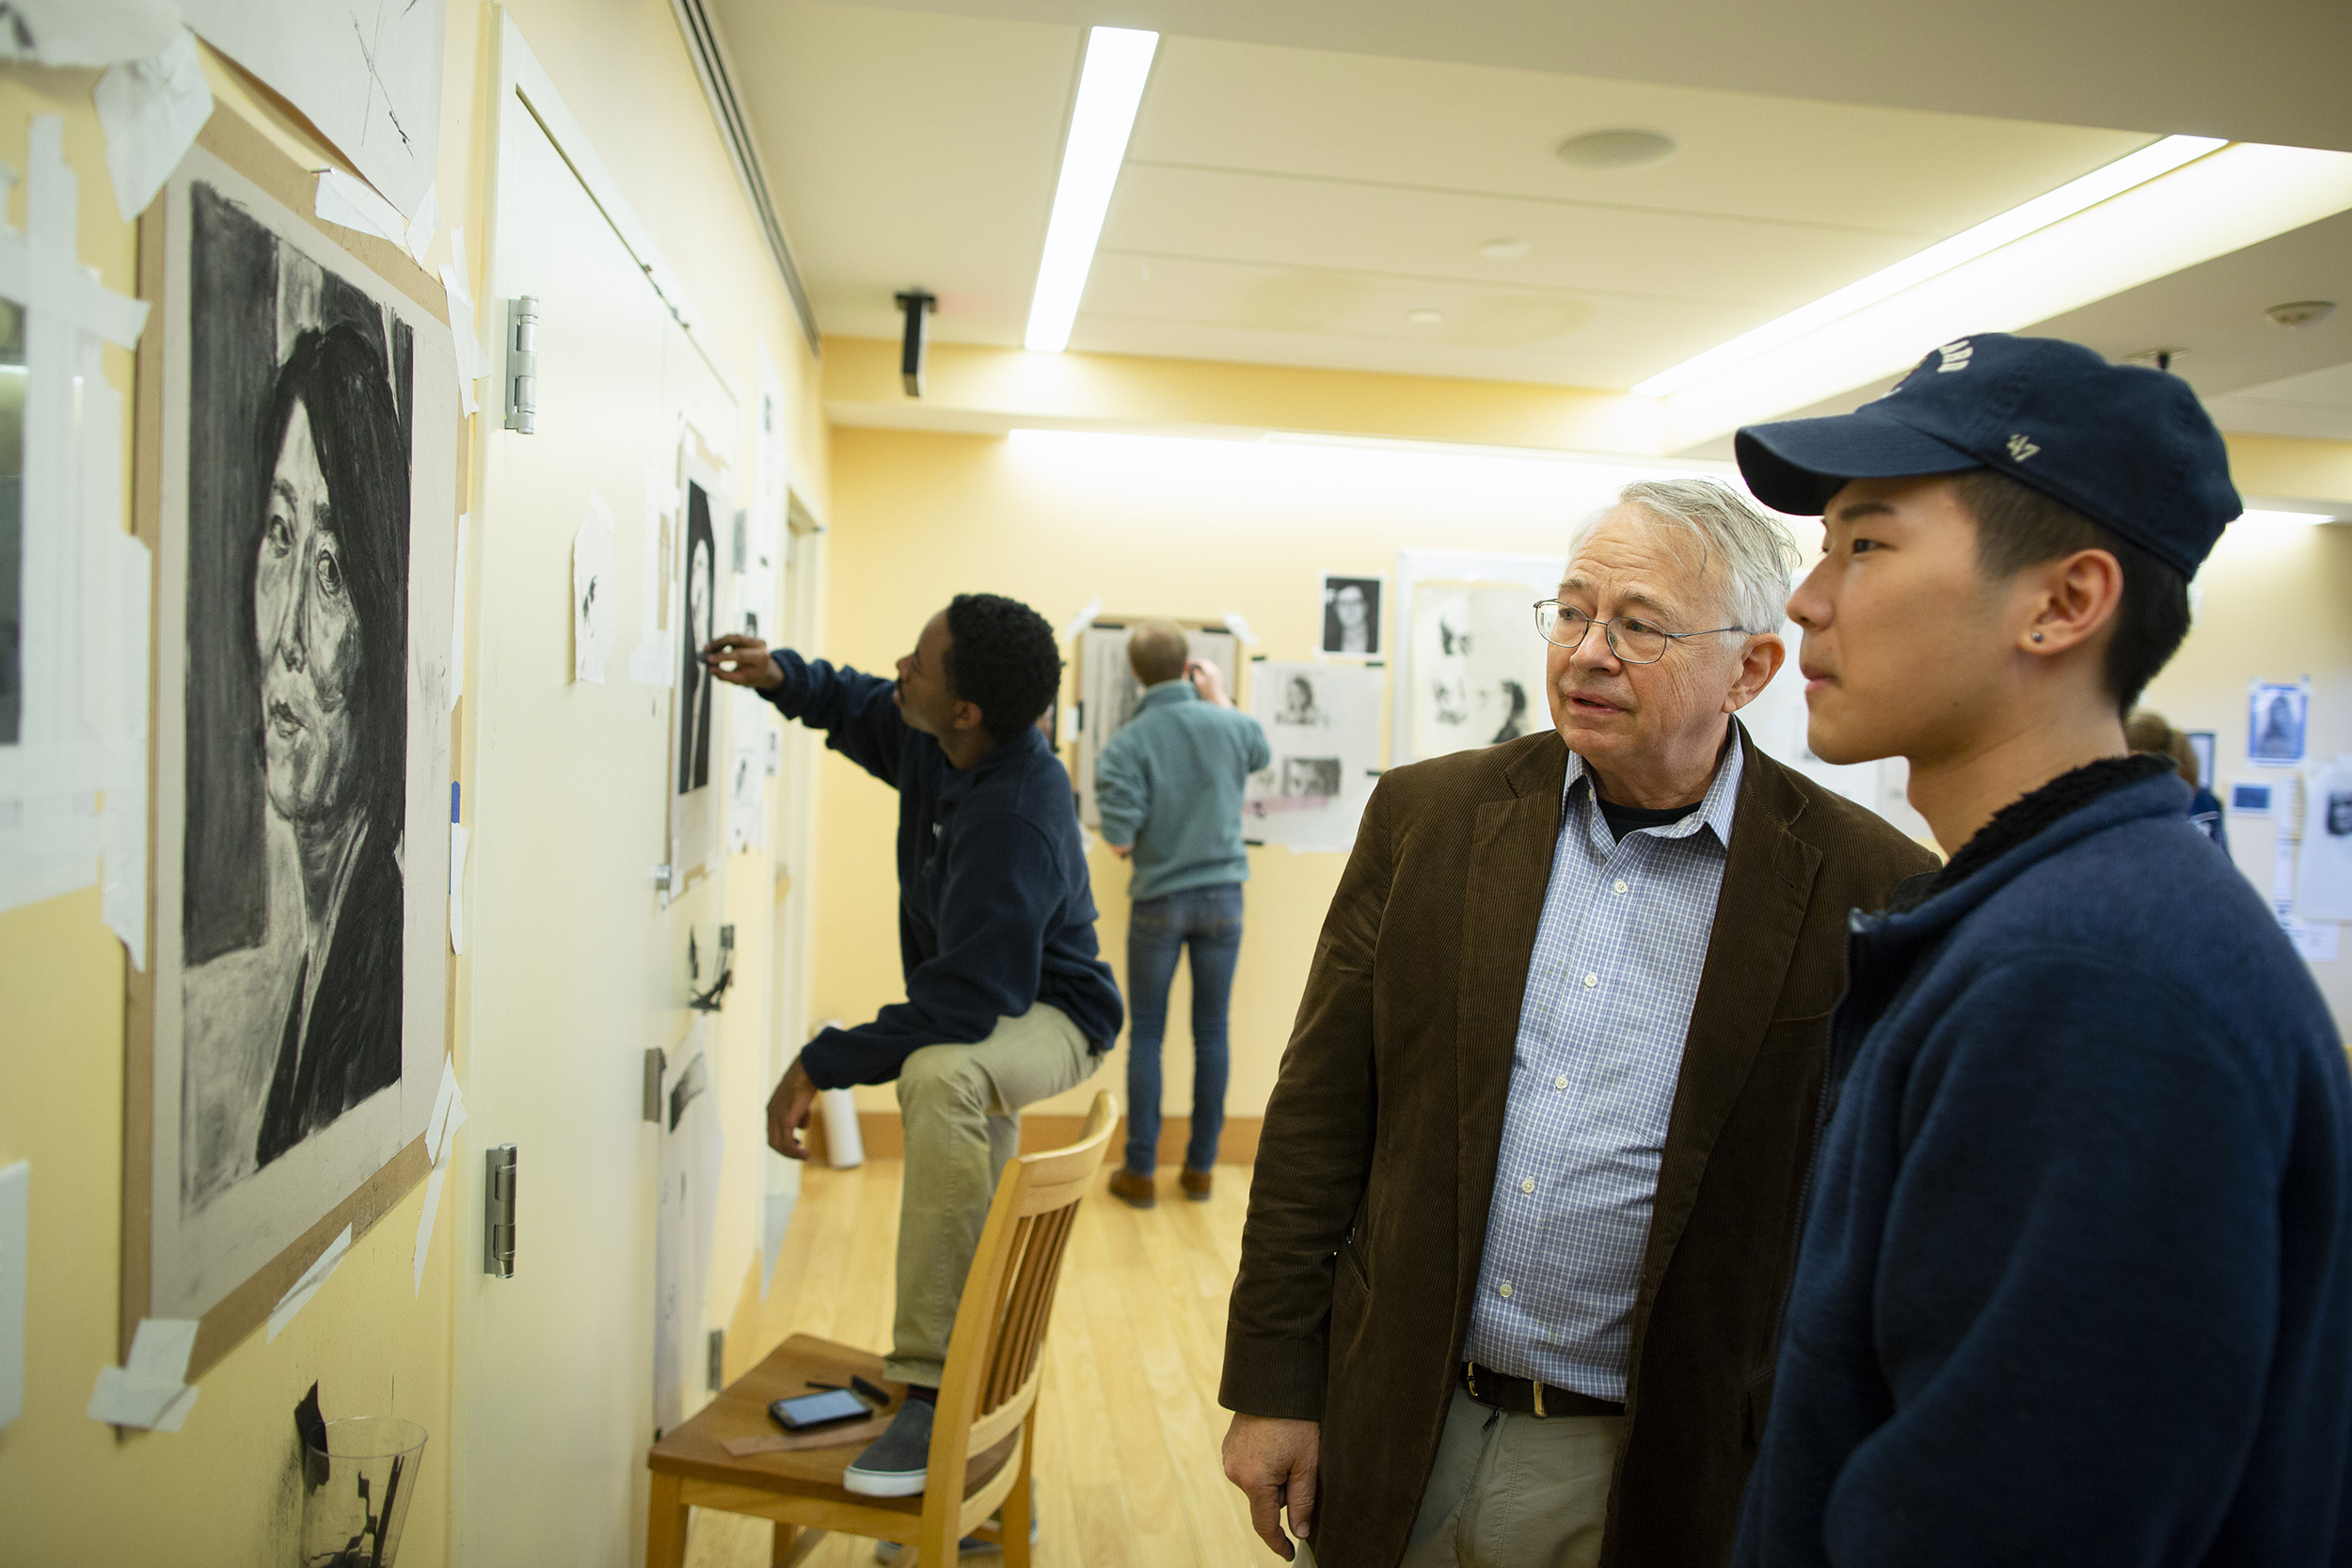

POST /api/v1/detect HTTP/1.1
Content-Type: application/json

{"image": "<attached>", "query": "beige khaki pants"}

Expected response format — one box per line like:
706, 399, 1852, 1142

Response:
1395, 1386, 1627, 1568
884, 1005, 1096, 1387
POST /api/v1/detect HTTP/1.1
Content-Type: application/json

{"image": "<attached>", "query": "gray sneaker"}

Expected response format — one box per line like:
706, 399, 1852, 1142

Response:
843, 1398, 934, 1497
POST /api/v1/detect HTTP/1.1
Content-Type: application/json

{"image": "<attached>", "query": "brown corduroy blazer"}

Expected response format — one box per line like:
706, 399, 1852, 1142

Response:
1221, 723, 1938, 1568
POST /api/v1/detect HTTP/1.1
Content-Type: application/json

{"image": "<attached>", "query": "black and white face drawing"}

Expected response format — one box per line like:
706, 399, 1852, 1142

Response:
1281, 755, 1342, 800
1487, 677, 1531, 744
676, 483, 716, 796
181, 182, 411, 1209
1279, 673, 1323, 728
2328, 792, 2352, 838
2253, 689, 2305, 761
1321, 575, 1382, 657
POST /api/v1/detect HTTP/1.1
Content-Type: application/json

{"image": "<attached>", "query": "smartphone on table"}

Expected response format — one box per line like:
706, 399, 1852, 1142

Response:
768, 1387, 870, 1431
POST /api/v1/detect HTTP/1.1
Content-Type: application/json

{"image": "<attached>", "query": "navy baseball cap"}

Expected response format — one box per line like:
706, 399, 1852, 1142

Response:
1734, 332, 2241, 579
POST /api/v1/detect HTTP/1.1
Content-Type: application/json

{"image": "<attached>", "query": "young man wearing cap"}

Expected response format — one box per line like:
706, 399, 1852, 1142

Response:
1728, 333, 2352, 1565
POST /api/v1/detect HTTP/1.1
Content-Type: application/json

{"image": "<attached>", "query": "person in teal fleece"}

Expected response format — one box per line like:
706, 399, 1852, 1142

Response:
1730, 333, 2352, 1567
1095, 620, 1270, 1205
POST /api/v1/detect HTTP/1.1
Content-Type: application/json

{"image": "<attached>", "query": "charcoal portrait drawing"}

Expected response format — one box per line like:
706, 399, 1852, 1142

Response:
179, 182, 411, 1211
676, 480, 716, 795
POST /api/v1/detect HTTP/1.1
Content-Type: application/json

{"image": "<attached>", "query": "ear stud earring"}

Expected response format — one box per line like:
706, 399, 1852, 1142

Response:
2030, 631, 2045, 642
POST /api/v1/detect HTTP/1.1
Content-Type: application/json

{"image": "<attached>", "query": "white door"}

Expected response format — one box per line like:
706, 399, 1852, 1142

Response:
451, 46, 737, 1567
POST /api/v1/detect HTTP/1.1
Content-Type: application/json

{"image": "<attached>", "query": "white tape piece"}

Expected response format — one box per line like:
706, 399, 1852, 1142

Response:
448, 513, 468, 712
92, 27, 214, 225
402, 182, 437, 267
410, 1160, 449, 1296
313, 168, 408, 251
424, 1054, 463, 1164
1221, 610, 1259, 645
266, 1224, 353, 1342
86, 1315, 200, 1432
447, 823, 469, 956
0, 119, 148, 351
0, 0, 181, 68
1057, 596, 1104, 644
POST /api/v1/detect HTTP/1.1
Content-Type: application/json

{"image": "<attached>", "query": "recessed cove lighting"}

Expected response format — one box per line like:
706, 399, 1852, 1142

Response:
1478, 237, 1532, 261
1023, 26, 1159, 355
1555, 129, 1677, 171
1631, 134, 2229, 398
1406, 309, 1444, 325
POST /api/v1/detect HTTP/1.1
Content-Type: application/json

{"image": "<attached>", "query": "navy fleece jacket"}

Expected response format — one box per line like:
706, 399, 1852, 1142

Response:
1736, 769, 2352, 1568
759, 649, 1122, 1089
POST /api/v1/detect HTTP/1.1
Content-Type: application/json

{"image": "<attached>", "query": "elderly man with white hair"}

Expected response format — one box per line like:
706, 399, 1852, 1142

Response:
1218, 481, 1938, 1568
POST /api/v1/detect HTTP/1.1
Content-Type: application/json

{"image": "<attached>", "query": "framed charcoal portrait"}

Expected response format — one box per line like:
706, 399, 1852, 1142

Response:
131, 118, 458, 1363
1318, 572, 1385, 659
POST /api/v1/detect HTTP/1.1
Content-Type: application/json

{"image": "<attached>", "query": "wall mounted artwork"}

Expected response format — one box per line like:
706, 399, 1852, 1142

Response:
666, 432, 729, 893
1243, 660, 1384, 854
1391, 548, 1560, 767
127, 115, 459, 1371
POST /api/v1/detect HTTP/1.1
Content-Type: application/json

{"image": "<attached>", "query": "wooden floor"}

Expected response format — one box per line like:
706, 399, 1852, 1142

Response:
683, 1160, 1288, 1568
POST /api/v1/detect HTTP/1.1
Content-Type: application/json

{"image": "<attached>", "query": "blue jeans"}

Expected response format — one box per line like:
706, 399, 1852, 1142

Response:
1123, 882, 1243, 1176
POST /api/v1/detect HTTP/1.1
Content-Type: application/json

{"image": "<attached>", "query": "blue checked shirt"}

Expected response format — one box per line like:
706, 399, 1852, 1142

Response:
1463, 741, 1744, 1400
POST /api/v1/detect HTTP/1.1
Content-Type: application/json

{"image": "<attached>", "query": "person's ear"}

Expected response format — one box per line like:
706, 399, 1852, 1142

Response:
2019, 548, 2124, 658
949, 696, 989, 736
1722, 632, 1786, 715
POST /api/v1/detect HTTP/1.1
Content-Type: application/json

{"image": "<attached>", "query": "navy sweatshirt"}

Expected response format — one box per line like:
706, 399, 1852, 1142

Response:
1736, 766, 2352, 1568
759, 649, 1122, 1089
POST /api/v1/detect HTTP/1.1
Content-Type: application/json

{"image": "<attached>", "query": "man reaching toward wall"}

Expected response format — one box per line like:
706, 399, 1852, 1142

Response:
707, 596, 1122, 1497
1094, 620, 1270, 1206
1730, 334, 2352, 1566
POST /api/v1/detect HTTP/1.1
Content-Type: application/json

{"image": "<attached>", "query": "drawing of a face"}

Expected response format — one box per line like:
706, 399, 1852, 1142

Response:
2329, 792, 2352, 837
1334, 584, 1366, 631
256, 402, 363, 828
689, 537, 712, 652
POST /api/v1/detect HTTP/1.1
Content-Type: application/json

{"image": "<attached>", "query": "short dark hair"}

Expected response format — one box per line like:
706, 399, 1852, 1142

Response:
942, 594, 1062, 743
1951, 469, 2189, 715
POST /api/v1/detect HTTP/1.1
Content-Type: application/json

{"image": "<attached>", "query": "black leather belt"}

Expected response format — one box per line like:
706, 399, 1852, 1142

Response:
1461, 1360, 1624, 1418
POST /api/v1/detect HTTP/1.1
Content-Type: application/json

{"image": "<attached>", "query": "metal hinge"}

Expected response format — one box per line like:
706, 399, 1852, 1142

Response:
707, 1328, 725, 1392
643, 1049, 666, 1123
503, 295, 538, 434
484, 1144, 517, 1277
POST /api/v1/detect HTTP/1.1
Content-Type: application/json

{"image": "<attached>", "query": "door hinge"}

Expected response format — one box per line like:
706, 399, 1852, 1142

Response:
707, 1328, 725, 1392
484, 1144, 517, 1277
503, 294, 539, 434
643, 1048, 666, 1123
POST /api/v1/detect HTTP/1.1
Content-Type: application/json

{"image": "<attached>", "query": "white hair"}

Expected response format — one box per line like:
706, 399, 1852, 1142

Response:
1567, 479, 1800, 634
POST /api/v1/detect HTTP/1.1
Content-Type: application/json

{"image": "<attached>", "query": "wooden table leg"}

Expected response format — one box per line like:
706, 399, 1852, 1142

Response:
646, 1473, 690, 1568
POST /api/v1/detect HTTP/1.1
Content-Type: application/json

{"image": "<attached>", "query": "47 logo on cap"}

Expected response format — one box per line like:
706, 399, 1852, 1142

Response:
1934, 339, 1975, 372
2006, 433, 2042, 462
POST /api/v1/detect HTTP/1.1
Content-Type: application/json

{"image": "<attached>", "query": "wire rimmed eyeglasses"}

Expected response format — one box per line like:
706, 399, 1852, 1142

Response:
1534, 600, 1749, 665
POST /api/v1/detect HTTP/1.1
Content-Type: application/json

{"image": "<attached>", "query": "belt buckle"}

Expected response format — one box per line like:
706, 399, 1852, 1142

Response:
1532, 1379, 1546, 1418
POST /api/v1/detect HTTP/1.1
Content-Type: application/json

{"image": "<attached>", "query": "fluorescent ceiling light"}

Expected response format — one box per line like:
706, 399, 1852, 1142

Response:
1023, 26, 1158, 355
1631, 135, 2227, 398
2240, 508, 2343, 525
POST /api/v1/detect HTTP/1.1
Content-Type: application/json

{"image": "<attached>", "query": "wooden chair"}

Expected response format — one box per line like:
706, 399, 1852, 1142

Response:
646, 1090, 1119, 1567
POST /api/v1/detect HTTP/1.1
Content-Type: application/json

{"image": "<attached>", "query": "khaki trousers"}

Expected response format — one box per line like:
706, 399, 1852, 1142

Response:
1394, 1386, 1627, 1568
883, 1005, 1096, 1387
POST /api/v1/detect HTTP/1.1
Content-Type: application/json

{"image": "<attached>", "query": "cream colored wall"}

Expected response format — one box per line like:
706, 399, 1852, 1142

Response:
0, 1, 825, 1559
811, 395, 2352, 1130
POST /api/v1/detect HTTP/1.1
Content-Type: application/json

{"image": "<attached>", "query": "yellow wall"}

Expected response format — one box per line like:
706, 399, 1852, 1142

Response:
810, 380, 2352, 1128
0, 1, 826, 1559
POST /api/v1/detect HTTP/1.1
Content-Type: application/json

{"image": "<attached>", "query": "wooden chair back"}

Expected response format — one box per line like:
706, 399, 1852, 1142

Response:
925, 1091, 1117, 1504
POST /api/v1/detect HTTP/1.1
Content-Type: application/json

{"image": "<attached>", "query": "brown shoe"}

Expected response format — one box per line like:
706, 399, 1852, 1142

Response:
1179, 1167, 1214, 1201
1108, 1169, 1156, 1209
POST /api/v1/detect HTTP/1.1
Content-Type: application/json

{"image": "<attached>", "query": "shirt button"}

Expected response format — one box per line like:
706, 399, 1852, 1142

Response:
1583, 973, 1598, 989
1613, 879, 1629, 895
1554, 1074, 1567, 1090
1520, 1178, 1535, 1195
1499, 1282, 1513, 1299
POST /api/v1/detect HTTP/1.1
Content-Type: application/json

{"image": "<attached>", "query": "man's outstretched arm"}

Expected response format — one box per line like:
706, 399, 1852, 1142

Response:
707, 634, 907, 784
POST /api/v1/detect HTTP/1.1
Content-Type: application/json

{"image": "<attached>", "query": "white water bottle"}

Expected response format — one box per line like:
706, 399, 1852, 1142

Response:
819, 1087, 864, 1170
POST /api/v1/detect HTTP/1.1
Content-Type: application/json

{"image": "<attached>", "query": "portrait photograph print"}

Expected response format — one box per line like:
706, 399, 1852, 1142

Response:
1317, 572, 1384, 659
139, 128, 457, 1336
2249, 680, 2309, 766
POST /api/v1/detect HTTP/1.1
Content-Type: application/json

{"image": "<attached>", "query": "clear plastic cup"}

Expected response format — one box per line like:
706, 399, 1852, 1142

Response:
300, 1416, 429, 1567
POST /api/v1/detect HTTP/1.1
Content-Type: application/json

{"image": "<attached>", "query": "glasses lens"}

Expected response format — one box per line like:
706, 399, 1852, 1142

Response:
1539, 604, 1588, 647
1614, 621, 1670, 663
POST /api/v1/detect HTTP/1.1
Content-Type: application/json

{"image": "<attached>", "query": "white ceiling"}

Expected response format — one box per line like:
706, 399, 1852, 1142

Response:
714, 0, 2352, 436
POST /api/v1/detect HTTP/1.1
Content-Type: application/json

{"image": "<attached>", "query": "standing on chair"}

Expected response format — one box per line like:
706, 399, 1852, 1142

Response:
1220, 482, 1937, 1568
1095, 620, 1270, 1208
1730, 334, 2352, 1566
705, 595, 1122, 1500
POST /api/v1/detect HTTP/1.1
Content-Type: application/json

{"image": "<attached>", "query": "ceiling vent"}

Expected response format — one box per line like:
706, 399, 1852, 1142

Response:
1555, 129, 1678, 170
2266, 300, 2336, 327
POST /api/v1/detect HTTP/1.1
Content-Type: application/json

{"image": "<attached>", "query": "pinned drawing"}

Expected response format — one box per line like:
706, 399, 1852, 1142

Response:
572, 491, 614, 685
665, 436, 728, 892
2249, 680, 2309, 766
2300, 756, 2352, 924
139, 130, 454, 1338
1318, 572, 1384, 658
1073, 620, 1239, 828
1410, 583, 1545, 761
1245, 661, 1383, 854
